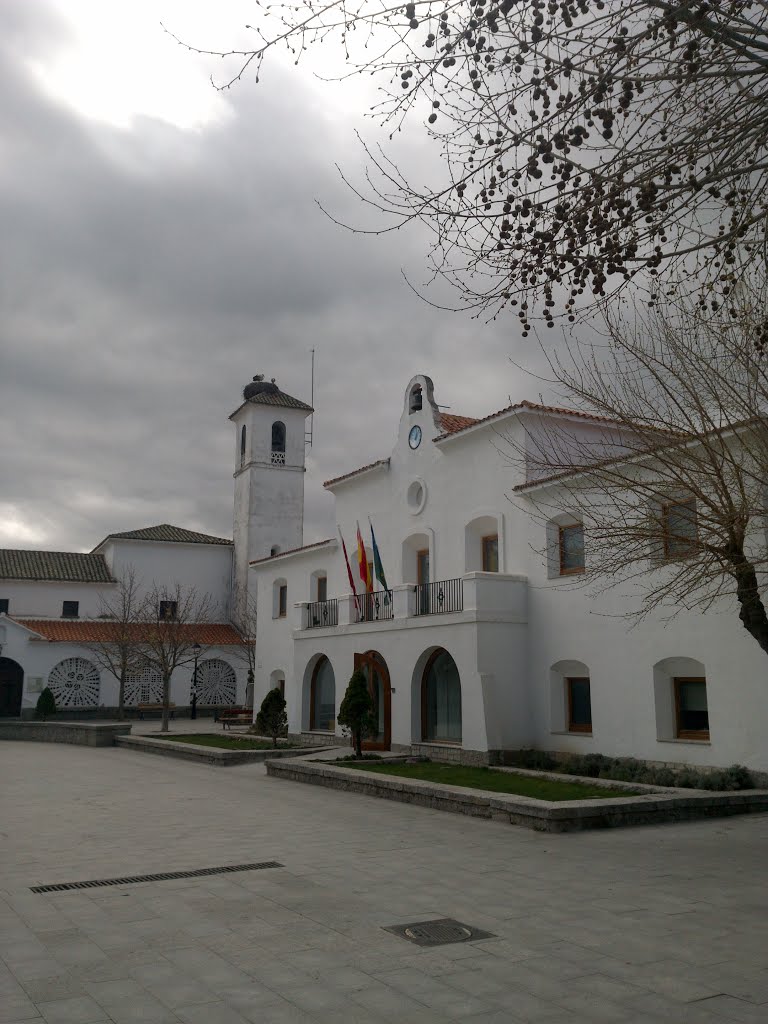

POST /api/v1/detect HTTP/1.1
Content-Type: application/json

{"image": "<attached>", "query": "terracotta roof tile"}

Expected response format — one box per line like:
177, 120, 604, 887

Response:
0, 550, 114, 583
433, 400, 650, 441
250, 539, 335, 565
438, 412, 479, 434
93, 525, 232, 549
245, 391, 313, 411
15, 619, 244, 645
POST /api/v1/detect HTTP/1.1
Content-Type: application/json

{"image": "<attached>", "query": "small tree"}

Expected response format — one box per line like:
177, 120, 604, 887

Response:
232, 592, 257, 710
35, 687, 56, 720
255, 687, 287, 748
512, 288, 768, 654
137, 584, 214, 732
82, 567, 144, 720
337, 669, 377, 757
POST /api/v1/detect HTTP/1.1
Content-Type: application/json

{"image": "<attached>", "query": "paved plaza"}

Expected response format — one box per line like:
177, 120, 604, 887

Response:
2, 742, 768, 1024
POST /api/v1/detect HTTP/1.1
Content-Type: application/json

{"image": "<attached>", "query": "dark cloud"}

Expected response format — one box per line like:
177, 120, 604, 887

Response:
0, 0, 539, 553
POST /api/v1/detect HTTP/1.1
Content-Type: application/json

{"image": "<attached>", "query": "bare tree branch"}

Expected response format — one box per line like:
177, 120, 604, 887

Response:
170, 1, 768, 325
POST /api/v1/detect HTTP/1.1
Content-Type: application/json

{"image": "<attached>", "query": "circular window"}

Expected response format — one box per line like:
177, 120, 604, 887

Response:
407, 478, 427, 514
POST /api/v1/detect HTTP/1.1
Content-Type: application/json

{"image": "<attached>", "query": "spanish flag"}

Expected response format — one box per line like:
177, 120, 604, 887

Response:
356, 521, 373, 592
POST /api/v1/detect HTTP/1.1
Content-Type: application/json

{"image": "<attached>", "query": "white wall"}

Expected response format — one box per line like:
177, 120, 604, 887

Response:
521, 485, 768, 772
0, 619, 246, 714
0, 581, 111, 619
103, 539, 233, 619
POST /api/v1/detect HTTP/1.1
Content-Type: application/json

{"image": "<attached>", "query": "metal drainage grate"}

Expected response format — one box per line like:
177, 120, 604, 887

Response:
30, 861, 283, 894
384, 918, 495, 947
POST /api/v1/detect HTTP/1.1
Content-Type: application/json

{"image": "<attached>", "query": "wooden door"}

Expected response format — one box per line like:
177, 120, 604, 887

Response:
354, 650, 391, 751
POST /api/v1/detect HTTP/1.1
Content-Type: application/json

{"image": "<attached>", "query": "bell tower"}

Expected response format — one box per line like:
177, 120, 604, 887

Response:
230, 375, 313, 624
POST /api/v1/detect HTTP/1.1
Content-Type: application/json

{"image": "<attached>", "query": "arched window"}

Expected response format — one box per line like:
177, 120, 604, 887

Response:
422, 649, 461, 743
409, 385, 423, 412
240, 424, 247, 466
195, 659, 237, 706
271, 421, 286, 465
125, 666, 163, 705
48, 657, 100, 708
310, 656, 335, 731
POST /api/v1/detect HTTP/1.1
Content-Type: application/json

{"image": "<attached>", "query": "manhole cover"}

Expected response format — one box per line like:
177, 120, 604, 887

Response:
406, 921, 472, 943
384, 918, 495, 947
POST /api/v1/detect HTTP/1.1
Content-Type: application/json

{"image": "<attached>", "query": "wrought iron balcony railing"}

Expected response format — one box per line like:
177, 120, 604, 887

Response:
307, 598, 339, 628
414, 578, 464, 616
355, 589, 394, 623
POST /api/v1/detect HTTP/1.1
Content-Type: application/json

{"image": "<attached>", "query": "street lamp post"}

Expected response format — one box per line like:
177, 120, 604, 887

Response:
191, 643, 201, 720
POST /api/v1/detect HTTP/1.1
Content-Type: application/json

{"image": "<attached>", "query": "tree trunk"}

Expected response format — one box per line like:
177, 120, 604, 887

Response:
732, 555, 768, 655
161, 674, 171, 733
354, 729, 362, 758
117, 671, 125, 721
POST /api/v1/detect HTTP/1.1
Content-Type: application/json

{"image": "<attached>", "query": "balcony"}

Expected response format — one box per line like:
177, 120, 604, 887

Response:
414, 578, 463, 616
355, 590, 393, 623
295, 572, 526, 632
306, 598, 338, 629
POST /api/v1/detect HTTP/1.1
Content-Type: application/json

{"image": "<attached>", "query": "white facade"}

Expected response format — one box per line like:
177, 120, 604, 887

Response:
250, 375, 768, 773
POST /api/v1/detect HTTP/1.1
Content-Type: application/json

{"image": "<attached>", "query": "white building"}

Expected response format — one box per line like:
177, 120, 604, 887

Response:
0, 375, 312, 719
249, 375, 768, 773
2, 372, 765, 774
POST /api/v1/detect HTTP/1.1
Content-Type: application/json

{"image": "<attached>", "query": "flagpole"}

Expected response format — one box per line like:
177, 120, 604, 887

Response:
337, 525, 361, 618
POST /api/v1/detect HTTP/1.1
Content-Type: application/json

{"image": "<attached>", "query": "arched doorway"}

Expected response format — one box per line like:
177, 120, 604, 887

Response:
0, 658, 24, 717
309, 656, 336, 731
421, 649, 462, 743
355, 650, 391, 751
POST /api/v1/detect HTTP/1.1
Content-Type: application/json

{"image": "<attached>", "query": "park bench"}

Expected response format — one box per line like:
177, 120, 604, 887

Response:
137, 703, 176, 720
220, 713, 252, 730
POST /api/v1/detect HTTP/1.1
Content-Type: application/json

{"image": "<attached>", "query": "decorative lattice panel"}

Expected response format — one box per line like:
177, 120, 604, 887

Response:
124, 667, 163, 706
48, 658, 100, 707
195, 659, 236, 705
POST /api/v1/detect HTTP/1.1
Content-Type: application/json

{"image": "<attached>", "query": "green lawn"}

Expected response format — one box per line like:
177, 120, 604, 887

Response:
155, 734, 288, 751
343, 761, 637, 801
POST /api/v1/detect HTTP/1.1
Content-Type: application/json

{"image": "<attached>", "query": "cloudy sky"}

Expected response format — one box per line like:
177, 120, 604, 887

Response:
0, 0, 537, 553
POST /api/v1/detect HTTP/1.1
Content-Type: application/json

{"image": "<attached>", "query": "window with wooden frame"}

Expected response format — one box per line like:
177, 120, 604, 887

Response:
62, 600, 80, 619
559, 524, 585, 575
278, 584, 287, 618
674, 677, 709, 740
316, 575, 328, 603
481, 534, 499, 572
662, 498, 697, 558
566, 677, 592, 733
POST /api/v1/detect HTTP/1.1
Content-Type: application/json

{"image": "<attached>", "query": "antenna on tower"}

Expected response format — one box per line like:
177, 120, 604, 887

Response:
305, 348, 315, 447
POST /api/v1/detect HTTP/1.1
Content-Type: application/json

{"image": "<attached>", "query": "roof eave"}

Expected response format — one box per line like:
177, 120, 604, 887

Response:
323, 460, 390, 491
249, 540, 337, 567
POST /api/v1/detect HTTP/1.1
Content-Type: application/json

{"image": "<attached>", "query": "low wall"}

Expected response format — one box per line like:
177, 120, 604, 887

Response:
115, 735, 322, 766
266, 758, 768, 832
0, 721, 131, 747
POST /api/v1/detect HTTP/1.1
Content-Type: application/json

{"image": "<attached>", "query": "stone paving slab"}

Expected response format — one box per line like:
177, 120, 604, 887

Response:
3, 742, 768, 1023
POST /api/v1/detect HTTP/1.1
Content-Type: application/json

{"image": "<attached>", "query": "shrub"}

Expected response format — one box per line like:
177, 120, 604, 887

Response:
512, 749, 557, 771
337, 669, 377, 758
35, 687, 56, 720
505, 750, 754, 791
255, 687, 287, 748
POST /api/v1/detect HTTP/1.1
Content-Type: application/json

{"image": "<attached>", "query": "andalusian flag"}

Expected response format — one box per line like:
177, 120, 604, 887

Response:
356, 521, 373, 592
369, 519, 388, 593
